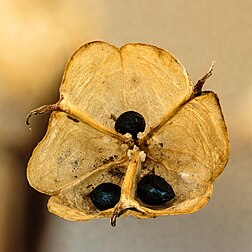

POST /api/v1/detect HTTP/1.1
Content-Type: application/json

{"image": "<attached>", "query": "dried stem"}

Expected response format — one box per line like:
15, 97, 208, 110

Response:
25, 103, 61, 126
193, 61, 215, 95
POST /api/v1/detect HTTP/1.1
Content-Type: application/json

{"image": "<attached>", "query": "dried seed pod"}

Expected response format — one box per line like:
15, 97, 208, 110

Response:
26, 41, 229, 226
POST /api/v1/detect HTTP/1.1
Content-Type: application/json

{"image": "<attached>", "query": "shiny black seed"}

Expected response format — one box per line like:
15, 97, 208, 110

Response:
115, 111, 146, 139
90, 183, 121, 210
137, 174, 175, 206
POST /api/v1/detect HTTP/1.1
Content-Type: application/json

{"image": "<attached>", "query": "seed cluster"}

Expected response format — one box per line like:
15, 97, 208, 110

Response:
90, 111, 175, 211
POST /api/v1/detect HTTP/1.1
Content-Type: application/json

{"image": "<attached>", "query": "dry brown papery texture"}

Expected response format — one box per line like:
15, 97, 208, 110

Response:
27, 41, 229, 226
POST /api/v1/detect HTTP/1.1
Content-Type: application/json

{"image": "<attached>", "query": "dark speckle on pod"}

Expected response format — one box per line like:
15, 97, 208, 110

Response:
137, 174, 175, 206
90, 183, 121, 210
115, 111, 146, 139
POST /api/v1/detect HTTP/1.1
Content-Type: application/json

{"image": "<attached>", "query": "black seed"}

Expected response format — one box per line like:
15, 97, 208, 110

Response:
90, 183, 121, 210
137, 174, 175, 206
115, 111, 146, 139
